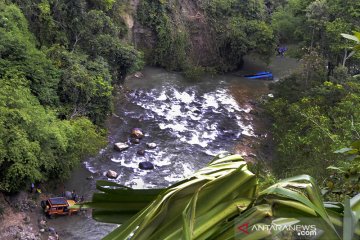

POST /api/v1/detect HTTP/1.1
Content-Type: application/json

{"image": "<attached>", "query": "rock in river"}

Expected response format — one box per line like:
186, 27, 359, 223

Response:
139, 162, 154, 170
106, 170, 118, 179
131, 128, 144, 139
146, 143, 157, 149
130, 138, 140, 144
114, 142, 129, 152
137, 149, 145, 156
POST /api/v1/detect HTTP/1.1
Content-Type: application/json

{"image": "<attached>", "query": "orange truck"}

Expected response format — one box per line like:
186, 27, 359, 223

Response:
41, 197, 79, 218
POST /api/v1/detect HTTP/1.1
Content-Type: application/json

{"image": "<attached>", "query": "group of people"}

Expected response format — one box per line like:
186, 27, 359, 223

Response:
63, 190, 84, 202
30, 182, 42, 194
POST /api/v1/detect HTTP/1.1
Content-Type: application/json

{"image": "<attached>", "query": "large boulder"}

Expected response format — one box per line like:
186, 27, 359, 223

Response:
131, 128, 144, 139
106, 170, 118, 179
146, 143, 157, 149
114, 142, 129, 152
139, 162, 154, 170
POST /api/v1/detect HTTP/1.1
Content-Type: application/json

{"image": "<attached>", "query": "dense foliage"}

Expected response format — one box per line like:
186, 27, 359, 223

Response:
270, 0, 360, 68
265, 0, 360, 197
136, 0, 274, 72
203, 0, 275, 71
0, 0, 144, 192
0, 72, 106, 192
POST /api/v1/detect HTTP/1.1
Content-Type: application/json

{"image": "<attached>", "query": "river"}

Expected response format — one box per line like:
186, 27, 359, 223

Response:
47, 56, 298, 240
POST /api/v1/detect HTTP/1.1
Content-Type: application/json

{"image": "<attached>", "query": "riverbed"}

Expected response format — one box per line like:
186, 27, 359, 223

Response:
47, 56, 298, 240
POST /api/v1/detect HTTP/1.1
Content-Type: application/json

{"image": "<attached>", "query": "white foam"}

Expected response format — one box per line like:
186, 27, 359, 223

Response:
240, 123, 255, 136
174, 90, 194, 104
153, 157, 172, 167
166, 105, 183, 119
110, 157, 139, 169
203, 93, 219, 109
203, 131, 217, 140
159, 122, 187, 132
157, 91, 167, 101
164, 174, 184, 183
126, 178, 157, 189
188, 133, 208, 148
182, 163, 194, 178
84, 161, 97, 173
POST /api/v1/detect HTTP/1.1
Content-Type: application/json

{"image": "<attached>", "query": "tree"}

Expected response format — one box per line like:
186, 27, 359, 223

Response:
0, 73, 106, 192
341, 31, 360, 66
47, 46, 113, 124
0, 2, 60, 106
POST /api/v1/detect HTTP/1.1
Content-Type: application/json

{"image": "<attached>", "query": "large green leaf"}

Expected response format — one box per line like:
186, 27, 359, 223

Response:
82, 155, 360, 239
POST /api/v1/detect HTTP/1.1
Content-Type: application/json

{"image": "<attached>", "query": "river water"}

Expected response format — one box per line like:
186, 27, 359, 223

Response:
47, 56, 298, 240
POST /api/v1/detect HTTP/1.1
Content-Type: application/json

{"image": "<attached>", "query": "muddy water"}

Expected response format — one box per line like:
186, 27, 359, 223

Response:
48, 56, 298, 240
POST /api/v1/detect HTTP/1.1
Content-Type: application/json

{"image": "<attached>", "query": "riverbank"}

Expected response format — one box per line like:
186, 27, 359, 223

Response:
0, 191, 59, 240
231, 54, 298, 163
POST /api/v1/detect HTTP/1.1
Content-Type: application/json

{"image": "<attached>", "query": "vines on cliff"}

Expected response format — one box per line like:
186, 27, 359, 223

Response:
137, 0, 189, 71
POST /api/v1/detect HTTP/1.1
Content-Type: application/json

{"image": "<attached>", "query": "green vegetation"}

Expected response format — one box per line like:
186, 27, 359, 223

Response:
270, 0, 360, 67
1, 0, 360, 237
203, 0, 275, 71
136, 0, 274, 72
264, 0, 360, 191
137, 0, 189, 71
84, 155, 360, 239
0, 71, 106, 192
0, 0, 143, 193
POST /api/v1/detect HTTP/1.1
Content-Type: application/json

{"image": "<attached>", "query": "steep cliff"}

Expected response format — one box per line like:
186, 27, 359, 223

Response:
124, 0, 274, 72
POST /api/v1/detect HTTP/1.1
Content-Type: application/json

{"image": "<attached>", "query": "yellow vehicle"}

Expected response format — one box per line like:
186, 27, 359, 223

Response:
41, 197, 79, 218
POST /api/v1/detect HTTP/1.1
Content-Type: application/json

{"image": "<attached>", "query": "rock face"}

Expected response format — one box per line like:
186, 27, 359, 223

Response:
131, 128, 144, 139
139, 162, 154, 170
114, 142, 129, 151
146, 143, 157, 149
106, 170, 118, 179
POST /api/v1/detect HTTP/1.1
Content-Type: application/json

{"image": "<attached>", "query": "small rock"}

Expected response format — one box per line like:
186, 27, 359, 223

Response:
131, 128, 144, 139
146, 143, 157, 149
39, 229, 45, 233
139, 162, 154, 170
23, 216, 31, 224
86, 175, 94, 180
134, 72, 143, 78
15, 232, 22, 239
137, 149, 145, 156
249, 110, 259, 115
248, 153, 257, 158
39, 220, 47, 228
130, 138, 140, 144
114, 142, 129, 152
106, 170, 118, 179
